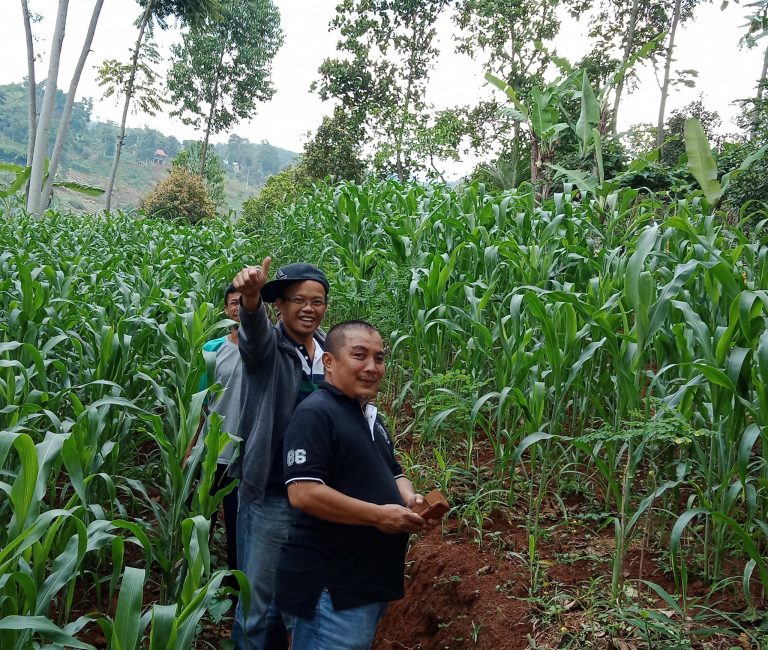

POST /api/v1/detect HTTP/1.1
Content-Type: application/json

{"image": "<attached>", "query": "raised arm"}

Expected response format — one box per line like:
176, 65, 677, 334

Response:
232, 257, 274, 369
233, 256, 271, 311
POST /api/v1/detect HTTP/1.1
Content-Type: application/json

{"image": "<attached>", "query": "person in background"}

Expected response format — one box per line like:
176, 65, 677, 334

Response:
230, 257, 330, 650
185, 283, 242, 575
275, 320, 438, 650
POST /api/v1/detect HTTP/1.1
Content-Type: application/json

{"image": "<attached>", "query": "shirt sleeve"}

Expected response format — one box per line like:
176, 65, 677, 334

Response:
283, 401, 334, 485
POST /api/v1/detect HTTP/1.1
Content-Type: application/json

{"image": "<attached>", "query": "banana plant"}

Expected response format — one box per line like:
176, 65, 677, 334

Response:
684, 117, 768, 206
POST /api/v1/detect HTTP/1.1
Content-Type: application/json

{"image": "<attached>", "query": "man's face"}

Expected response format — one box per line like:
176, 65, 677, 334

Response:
274, 280, 328, 340
324, 328, 385, 402
226, 291, 242, 323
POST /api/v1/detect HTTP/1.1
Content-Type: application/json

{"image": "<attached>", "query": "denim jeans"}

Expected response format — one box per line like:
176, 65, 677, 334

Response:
232, 492, 294, 650
291, 589, 388, 650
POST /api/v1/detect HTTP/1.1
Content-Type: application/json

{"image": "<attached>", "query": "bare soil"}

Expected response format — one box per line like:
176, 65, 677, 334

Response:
68, 502, 764, 650
373, 509, 764, 650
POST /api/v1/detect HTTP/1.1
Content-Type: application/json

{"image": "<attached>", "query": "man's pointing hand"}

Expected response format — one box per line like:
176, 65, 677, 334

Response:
233, 257, 271, 310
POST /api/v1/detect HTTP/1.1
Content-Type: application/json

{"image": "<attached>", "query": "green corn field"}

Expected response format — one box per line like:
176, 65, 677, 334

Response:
1, 180, 767, 647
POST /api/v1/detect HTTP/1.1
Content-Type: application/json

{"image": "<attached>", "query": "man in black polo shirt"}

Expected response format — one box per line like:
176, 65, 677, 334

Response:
275, 320, 436, 650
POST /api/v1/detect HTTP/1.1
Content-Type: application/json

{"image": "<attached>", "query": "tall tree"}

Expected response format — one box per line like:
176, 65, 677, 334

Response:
302, 107, 367, 183
584, 0, 668, 133
576, 0, 699, 143
453, 0, 563, 186
167, 0, 283, 176
654, 0, 700, 148
315, 0, 449, 179
656, 0, 683, 148
20, 0, 38, 167
101, 0, 219, 212
25, 0, 105, 214
733, 0, 768, 136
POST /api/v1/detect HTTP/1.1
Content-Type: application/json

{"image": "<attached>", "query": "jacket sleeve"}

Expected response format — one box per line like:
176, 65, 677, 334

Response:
237, 300, 276, 371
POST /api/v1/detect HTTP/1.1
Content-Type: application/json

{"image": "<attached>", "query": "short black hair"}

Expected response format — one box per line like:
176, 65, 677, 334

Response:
224, 283, 238, 304
325, 320, 379, 356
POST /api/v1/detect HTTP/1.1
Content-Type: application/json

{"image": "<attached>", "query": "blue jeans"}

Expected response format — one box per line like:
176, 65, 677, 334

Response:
232, 492, 294, 650
291, 589, 388, 650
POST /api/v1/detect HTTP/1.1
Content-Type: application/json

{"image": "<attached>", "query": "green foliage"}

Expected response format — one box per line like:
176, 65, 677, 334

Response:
718, 140, 768, 220
315, 0, 450, 178
0, 160, 104, 201
0, 209, 259, 647
684, 117, 768, 206
240, 162, 313, 223
3, 166, 768, 644
172, 141, 225, 206
219, 134, 294, 179
167, 0, 283, 155
141, 167, 216, 222
614, 155, 694, 195
96, 42, 166, 118
468, 150, 531, 191
302, 107, 367, 183
661, 98, 721, 166
0, 82, 93, 165
243, 178, 768, 617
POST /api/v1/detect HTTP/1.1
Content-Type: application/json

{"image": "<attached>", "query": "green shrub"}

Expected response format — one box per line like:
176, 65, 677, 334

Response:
172, 142, 226, 207
240, 162, 313, 223
718, 140, 768, 222
141, 167, 216, 223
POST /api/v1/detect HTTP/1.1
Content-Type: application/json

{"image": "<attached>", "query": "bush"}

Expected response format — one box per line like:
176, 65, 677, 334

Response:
172, 142, 226, 207
302, 107, 367, 183
141, 168, 216, 223
718, 140, 768, 222
240, 162, 313, 223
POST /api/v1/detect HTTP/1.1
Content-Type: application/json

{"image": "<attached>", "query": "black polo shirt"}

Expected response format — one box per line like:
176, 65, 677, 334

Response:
275, 382, 409, 619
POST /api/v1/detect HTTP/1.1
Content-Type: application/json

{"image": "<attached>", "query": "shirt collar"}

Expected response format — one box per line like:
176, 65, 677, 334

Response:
320, 383, 379, 439
320, 382, 367, 408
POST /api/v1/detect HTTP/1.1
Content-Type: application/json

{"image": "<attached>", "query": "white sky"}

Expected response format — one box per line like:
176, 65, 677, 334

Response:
0, 0, 764, 177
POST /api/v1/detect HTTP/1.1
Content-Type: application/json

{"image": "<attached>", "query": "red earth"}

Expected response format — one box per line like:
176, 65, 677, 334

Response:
68, 501, 763, 649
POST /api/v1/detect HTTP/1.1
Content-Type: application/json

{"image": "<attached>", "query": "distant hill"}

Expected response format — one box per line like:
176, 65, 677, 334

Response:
0, 82, 297, 214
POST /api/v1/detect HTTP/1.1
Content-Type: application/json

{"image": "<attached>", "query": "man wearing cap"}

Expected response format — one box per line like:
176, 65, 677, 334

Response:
230, 257, 330, 650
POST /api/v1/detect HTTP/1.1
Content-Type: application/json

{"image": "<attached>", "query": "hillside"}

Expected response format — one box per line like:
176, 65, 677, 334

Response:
0, 81, 297, 214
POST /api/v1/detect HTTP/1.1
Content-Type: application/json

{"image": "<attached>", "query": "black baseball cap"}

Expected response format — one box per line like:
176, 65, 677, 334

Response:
260, 262, 330, 303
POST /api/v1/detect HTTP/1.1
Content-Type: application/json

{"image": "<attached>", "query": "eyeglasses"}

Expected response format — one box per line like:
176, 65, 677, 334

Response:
284, 297, 327, 308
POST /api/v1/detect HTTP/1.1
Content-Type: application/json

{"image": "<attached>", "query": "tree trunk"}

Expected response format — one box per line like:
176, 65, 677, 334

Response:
530, 135, 540, 187
26, 0, 68, 214
200, 43, 227, 178
511, 122, 520, 187
104, 1, 153, 212
610, 0, 640, 134
200, 107, 214, 178
656, 0, 682, 150
41, 0, 104, 208
753, 42, 768, 138
393, 20, 423, 181
21, 0, 37, 167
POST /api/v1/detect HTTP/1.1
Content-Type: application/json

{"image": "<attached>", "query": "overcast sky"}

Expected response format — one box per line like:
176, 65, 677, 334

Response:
1, 0, 764, 176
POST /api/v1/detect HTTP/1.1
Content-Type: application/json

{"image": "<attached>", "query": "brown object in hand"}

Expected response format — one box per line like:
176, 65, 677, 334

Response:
412, 489, 449, 520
